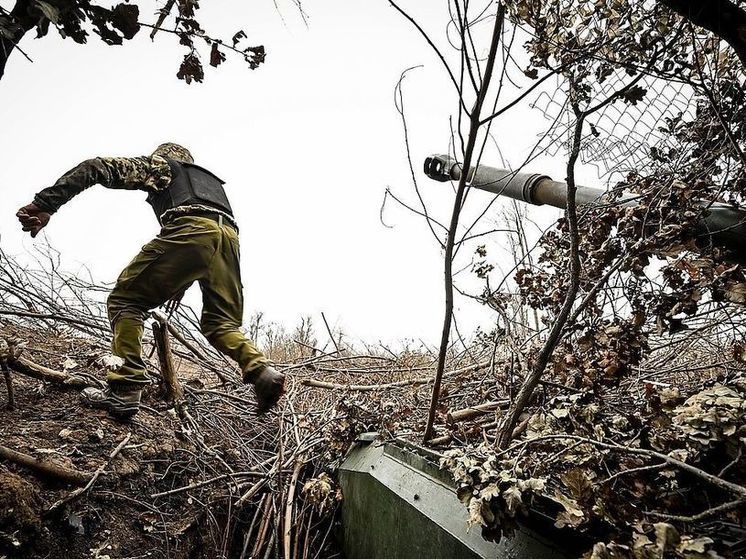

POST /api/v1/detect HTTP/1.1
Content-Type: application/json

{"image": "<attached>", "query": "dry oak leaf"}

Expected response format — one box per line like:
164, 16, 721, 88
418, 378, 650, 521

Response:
549, 490, 586, 529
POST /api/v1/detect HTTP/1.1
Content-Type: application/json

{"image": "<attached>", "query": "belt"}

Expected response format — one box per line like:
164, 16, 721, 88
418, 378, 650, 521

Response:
163, 211, 238, 232
199, 212, 237, 231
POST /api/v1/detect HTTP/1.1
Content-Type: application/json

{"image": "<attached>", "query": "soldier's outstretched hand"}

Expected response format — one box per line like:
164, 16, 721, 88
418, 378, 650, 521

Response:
16, 203, 51, 238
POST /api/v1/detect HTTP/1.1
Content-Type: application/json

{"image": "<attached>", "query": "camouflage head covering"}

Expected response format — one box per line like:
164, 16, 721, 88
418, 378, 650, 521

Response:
152, 142, 194, 163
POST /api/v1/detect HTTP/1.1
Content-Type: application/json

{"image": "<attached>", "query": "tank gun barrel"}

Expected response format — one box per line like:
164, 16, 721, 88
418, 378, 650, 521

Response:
423, 154, 609, 208
423, 154, 746, 262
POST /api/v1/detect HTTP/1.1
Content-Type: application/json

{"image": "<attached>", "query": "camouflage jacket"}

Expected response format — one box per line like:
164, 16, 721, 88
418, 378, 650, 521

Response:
33, 156, 172, 214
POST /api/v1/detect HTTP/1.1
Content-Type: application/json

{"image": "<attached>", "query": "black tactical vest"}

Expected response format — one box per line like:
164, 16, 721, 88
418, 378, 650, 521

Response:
147, 159, 233, 221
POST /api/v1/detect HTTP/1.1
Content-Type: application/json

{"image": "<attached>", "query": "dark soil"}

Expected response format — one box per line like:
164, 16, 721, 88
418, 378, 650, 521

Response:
0, 322, 264, 559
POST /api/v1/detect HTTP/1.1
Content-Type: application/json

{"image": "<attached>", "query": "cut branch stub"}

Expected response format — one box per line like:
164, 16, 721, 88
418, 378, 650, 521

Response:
0, 337, 12, 408
152, 312, 184, 402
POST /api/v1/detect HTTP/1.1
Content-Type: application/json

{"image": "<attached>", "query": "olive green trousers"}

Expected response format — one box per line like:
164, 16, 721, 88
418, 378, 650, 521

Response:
106, 215, 268, 387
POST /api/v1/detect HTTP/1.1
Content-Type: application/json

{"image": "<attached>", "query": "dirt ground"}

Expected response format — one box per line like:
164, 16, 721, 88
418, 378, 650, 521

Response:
2, 316, 745, 559
0, 322, 312, 559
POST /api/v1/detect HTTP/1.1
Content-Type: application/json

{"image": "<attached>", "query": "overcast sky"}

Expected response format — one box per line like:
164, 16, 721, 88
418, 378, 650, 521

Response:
0, 1, 605, 347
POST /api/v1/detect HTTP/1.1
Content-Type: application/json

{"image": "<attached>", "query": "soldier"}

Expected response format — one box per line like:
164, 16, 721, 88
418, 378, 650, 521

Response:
16, 142, 285, 419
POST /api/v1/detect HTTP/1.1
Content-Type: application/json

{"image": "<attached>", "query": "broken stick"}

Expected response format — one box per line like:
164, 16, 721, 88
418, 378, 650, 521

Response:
2, 362, 13, 409
8, 356, 91, 388
152, 313, 184, 401
446, 400, 509, 424
1, 338, 14, 408
0, 444, 90, 485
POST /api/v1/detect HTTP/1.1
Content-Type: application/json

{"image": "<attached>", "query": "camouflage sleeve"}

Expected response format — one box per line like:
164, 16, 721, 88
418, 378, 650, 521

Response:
33, 156, 172, 214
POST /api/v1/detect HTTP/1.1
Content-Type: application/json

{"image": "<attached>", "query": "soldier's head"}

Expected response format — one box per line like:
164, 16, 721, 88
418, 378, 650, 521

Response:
152, 142, 194, 163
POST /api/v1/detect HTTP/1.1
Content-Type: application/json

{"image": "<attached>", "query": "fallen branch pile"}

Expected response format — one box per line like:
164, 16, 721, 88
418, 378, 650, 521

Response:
1, 246, 745, 558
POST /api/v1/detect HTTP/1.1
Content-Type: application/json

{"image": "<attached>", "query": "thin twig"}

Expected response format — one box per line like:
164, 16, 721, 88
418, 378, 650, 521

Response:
48, 432, 133, 513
